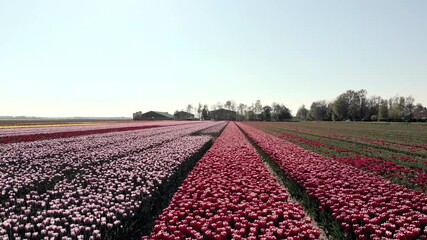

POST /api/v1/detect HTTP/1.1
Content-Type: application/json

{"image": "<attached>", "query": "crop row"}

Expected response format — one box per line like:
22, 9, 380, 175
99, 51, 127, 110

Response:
0, 123, 218, 206
268, 130, 427, 193
198, 121, 227, 135
283, 130, 427, 193
0, 129, 215, 239
249, 121, 427, 191
0, 123, 200, 162
148, 122, 320, 240
249, 122, 427, 155
0, 121, 193, 144
0, 121, 189, 138
238, 123, 427, 239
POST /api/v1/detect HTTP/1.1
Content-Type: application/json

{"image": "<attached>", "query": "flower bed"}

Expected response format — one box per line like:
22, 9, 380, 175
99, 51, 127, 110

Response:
148, 122, 320, 239
238, 122, 427, 239
199, 121, 227, 135
0, 122, 222, 239
0, 134, 212, 239
0, 123, 216, 203
0, 122, 183, 144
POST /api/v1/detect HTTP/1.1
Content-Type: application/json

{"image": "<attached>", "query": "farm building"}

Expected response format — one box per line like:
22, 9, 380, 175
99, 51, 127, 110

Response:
133, 111, 174, 120
174, 111, 195, 120
209, 109, 236, 121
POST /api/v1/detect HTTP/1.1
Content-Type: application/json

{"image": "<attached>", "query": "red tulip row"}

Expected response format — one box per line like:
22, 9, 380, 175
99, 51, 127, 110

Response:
238, 122, 427, 239
248, 122, 427, 155
274, 131, 427, 192
0, 134, 212, 239
148, 122, 320, 240
336, 157, 427, 191
275, 131, 427, 191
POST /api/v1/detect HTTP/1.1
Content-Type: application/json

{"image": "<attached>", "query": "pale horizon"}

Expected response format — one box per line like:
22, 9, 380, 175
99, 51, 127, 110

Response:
1, 1, 426, 118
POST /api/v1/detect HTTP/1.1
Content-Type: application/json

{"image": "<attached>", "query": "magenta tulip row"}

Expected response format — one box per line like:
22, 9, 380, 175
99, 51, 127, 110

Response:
199, 121, 227, 135
237, 123, 427, 239
0, 134, 212, 239
147, 122, 320, 240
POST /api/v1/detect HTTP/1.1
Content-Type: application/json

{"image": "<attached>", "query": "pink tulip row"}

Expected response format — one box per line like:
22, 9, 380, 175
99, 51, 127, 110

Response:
0, 123, 201, 162
0, 122, 219, 204
0, 134, 213, 239
0, 122, 223, 236
0, 121, 190, 138
237, 123, 427, 239
199, 121, 227, 135
148, 122, 320, 240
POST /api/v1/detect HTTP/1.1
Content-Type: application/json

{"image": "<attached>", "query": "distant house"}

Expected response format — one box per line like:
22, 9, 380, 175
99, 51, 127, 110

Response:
209, 109, 236, 121
133, 111, 174, 120
174, 111, 195, 120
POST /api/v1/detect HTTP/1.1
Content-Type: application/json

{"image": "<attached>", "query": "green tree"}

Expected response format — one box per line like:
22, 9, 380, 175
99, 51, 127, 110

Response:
366, 96, 381, 121
404, 96, 414, 121
378, 99, 389, 121
309, 101, 328, 121
332, 94, 349, 120
296, 105, 309, 120
388, 97, 400, 121
262, 105, 272, 121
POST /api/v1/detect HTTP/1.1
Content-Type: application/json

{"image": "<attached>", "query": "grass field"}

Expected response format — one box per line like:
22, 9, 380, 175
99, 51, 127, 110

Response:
248, 121, 427, 193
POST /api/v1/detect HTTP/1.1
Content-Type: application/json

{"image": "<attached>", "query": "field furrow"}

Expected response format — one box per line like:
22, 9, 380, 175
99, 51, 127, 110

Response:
147, 122, 320, 239
238, 122, 427, 239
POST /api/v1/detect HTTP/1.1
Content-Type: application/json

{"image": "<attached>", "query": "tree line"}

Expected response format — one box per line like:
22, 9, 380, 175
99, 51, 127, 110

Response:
177, 90, 426, 122
178, 100, 292, 121
296, 89, 427, 122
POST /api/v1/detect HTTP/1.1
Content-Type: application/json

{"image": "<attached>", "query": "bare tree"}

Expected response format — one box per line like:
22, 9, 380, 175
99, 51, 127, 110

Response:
225, 100, 232, 110
215, 102, 223, 110
230, 100, 236, 111
238, 103, 247, 121
186, 104, 193, 118
254, 100, 262, 114
197, 103, 202, 119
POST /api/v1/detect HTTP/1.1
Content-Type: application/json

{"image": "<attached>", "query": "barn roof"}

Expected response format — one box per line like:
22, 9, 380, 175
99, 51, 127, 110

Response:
175, 111, 195, 116
152, 111, 174, 119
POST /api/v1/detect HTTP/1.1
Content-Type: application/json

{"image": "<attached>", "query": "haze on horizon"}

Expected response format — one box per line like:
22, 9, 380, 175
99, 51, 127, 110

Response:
1, 1, 426, 118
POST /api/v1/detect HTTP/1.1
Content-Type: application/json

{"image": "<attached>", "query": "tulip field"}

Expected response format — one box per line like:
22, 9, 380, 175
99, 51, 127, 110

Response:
147, 122, 320, 240
0, 121, 223, 239
238, 122, 427, 239
1, 121, 427, 239
245, 122, 427, 193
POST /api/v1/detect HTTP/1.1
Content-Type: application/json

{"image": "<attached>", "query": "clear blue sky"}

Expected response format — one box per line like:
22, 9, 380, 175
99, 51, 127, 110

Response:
1, 1, 426, 117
